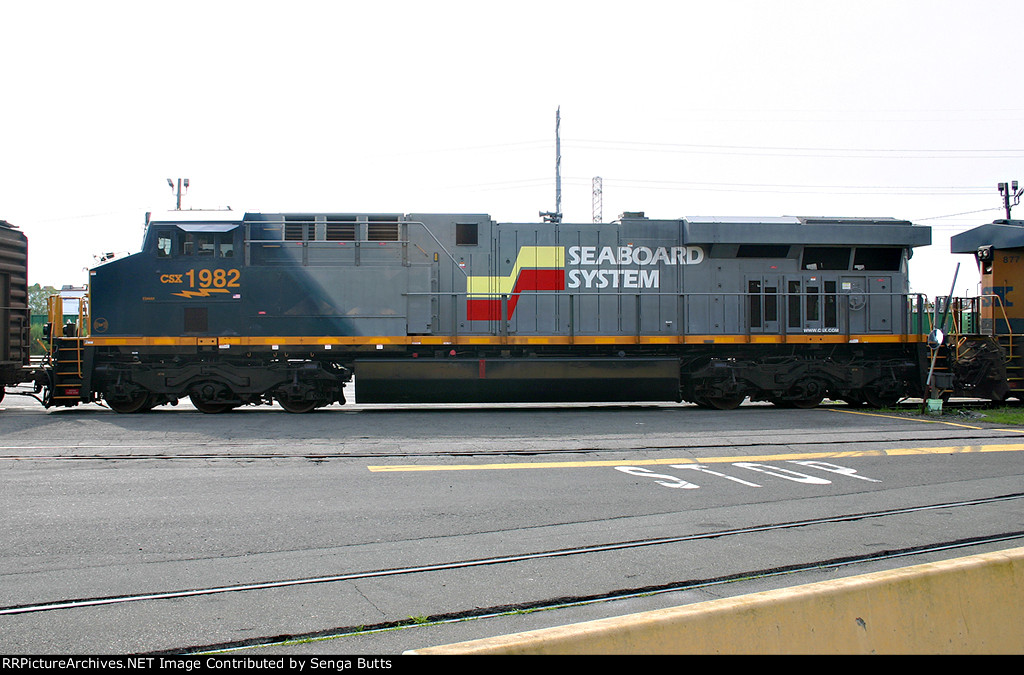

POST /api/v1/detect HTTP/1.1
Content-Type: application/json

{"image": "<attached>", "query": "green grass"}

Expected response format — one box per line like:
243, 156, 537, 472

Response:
852, 400, 1024, 425
968, 406, 1024, 426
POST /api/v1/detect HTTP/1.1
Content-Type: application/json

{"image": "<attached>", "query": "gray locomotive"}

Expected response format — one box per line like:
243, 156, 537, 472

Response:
30, 209, 942, 412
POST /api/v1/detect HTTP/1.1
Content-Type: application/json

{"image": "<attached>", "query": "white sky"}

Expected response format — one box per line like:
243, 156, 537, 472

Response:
3, 0, 1022, 297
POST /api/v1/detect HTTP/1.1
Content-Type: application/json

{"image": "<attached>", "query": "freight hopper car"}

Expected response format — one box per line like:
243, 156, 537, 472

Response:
42, 210, 935, 413
0, 220, 30, 403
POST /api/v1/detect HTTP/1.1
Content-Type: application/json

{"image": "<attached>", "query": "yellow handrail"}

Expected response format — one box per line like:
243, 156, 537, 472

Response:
979, 294, 1016, 362
939, 295, 1016, 363
46, 294, 63, 338
78, 294, 90, 337
43, 292, 89, 378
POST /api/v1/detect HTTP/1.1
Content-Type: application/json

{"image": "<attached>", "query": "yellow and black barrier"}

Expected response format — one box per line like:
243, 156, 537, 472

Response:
407, 546, 1024, 654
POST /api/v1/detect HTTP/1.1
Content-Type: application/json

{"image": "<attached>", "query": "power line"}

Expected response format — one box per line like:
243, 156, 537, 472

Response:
19, 209, 144, 224
564, 138, 1024, 159
916, 208, 1005, 221
575, 177, 993, 196
449, 175, 993, 195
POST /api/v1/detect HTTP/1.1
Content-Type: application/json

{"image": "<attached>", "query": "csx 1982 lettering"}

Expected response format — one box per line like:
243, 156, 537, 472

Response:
160, 268, 240, 288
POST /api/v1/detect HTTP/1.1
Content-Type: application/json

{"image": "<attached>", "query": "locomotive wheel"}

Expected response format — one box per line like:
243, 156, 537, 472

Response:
788, 395, 823, 409
107, 391, 152, 414
864, 389, 901, 409
703, 394, 746, 410
772, 379, 826, 409
277, 397, 319, 414
188, 393, 233, 414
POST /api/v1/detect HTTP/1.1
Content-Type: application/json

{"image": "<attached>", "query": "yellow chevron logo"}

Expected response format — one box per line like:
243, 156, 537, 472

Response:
172, 288, 232, 299
466, 246, 565, 297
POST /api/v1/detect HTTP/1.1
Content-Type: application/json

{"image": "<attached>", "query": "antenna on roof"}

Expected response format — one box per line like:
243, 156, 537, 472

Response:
540, 107, 563, 224
998, 181, 1023, 219
167, 177, 189, 210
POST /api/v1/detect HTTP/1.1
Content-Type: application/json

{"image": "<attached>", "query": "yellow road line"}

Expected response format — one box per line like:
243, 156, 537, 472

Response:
367, 443, 1024, 473
828, 407, 984, 430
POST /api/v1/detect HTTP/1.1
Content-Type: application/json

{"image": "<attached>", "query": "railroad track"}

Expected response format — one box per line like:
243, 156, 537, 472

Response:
4, 494, 1022, 654
3, 402, 1022, 654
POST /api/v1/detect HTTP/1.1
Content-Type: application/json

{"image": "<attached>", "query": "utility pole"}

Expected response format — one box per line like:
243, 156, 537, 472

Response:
540, 107, 563, 223
998, 181, 1022, 220
167, 178, 189, 210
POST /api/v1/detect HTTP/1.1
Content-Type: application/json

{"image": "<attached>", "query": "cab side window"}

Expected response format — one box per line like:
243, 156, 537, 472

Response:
164, 229, 237, 257
177, 233, 194, 256
218, 234, 234, 258
156, 231, 173, 258
195, 233, 216, 256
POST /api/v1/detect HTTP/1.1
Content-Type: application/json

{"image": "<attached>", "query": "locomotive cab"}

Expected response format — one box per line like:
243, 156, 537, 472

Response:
89, 211, 245, 339
951, 220, 1024, 334
949, 220, 1024, 401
